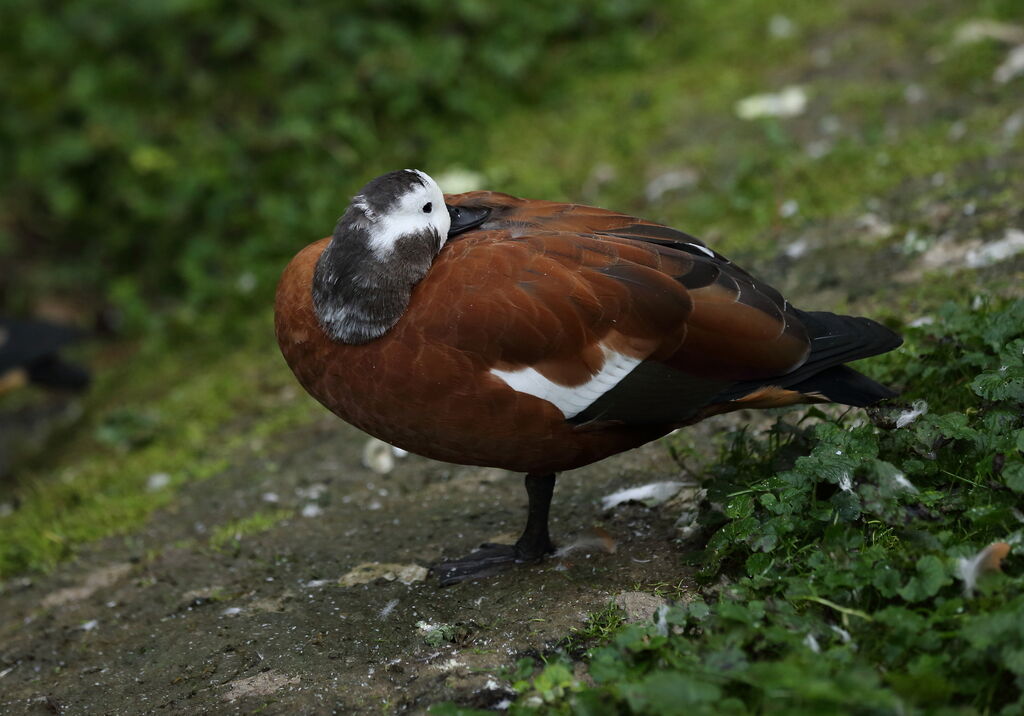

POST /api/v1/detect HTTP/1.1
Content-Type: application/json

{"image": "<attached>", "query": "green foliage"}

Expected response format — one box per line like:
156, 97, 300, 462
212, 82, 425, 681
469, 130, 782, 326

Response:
0, 0, 663, 325
504, 298, 1024, 714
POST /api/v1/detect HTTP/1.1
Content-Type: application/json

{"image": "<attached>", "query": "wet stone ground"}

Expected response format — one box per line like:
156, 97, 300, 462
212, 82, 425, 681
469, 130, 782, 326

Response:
0, 415, 693, 714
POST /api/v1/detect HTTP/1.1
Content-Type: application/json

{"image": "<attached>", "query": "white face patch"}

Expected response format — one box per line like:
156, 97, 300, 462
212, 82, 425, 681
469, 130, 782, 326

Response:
489, 345, 643, 419
360, 170, 450, 258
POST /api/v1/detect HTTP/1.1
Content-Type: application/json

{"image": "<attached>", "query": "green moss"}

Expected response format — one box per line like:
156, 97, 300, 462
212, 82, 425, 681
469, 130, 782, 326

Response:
208, 509, 293, 552
0, 323, 320, 577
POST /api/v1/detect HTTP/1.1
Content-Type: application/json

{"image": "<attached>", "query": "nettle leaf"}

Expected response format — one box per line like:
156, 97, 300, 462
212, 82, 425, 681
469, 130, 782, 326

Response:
1003, 648, 1024, 677
898, 555, 952, 602
971, 339, 1024, 401
981, 303, 1024, 348
724, 493, 754, 519
960, 597, 1024, 651
621, 672, 722, 712
972, 368, 1024, 402
929, 413, 979, 441
717, 600, 763, 626
1003, 461, 1024, 493
875, 606, 928, 633
748, 522, 780, 553
745, 552, 773, 577
872, 564, 903, 598
757, 492, 781, 513
831, 490, 862, 521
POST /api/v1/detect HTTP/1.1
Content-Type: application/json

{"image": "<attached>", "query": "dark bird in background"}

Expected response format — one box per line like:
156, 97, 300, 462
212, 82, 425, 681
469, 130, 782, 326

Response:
275, 169, 902, 585
0, 318, 91, 395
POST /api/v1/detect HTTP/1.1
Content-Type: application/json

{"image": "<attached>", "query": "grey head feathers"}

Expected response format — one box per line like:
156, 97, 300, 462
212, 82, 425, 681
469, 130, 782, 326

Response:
312, 170, 450, 344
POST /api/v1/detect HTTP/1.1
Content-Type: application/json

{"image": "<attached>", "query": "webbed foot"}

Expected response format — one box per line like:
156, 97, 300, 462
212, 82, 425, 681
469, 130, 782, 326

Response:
432, 540, 554, 586
432, 473, 558, 586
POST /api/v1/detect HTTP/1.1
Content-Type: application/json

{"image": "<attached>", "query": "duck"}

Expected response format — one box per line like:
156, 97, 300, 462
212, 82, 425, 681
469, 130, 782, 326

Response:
274, 169, 902, 585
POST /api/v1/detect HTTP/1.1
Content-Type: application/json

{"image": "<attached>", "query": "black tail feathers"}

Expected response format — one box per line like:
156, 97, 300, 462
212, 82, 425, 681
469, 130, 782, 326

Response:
787, 364, 897, 407
715, 309, 902, 407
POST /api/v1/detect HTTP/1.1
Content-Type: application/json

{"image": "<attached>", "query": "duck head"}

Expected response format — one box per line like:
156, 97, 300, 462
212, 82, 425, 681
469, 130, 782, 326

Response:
312, 169, 488, 345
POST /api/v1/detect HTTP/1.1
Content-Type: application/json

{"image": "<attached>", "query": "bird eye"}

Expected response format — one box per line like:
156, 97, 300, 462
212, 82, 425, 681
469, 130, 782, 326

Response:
422, 202, 433, 214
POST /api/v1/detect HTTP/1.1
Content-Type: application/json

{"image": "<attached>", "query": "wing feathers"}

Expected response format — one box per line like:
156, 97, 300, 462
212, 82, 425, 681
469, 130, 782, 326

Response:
440, 193, 898, 425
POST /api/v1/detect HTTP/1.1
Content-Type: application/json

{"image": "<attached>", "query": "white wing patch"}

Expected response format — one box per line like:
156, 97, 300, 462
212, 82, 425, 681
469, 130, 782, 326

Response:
490, 345, 643, 419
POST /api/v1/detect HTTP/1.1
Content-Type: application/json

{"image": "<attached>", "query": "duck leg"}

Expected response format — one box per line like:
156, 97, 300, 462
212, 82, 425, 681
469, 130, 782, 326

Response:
433, 473, 557, 586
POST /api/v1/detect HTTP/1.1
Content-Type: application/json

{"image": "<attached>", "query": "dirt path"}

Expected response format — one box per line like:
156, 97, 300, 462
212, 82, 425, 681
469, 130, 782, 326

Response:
0, 415, 691, 714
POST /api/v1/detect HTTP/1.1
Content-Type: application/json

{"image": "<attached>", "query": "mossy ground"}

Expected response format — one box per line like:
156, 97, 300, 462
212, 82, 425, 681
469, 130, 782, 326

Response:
1, 0, 1023, 713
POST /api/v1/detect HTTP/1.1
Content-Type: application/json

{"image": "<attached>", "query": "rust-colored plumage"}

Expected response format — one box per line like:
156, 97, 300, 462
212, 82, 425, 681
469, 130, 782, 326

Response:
276, 177, 901, 583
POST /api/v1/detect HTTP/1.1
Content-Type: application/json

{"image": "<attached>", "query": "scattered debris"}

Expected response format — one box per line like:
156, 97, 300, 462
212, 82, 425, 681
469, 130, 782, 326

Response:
222, 671, 300, 702
41, 563, 133, 609
181, 585, 226, 606
830, 625, 853, 644
362, 437, 409, 474
222, 606, 242, 617
436, 168, 486, 194
957, 542, 1011, 596
896, 400, 929, 429
953, 19, 1024, 46
889, 472, 919, 494
855, 213, 895, 243
803, 632, 821, 653
250, 594, 290, 613
779, 199, 800, 218
898, 228, 1024, 281
146, 472, 170, 492
994, 45, 1024, 84
338, 562, 429, 587
582, 162, 618, 199
261, 491, 280, 503
903, 83, 927, 104
804, 139, 832, 159
736, 85, 807, 120
601, 481, 684, 510
768, 14, 795, 40
783, 238, 810, 259
1003, 110, 1024, 140
295, 483, 328, 500
300, 503, 323, 518
965, 228, 1024, 268
644, 168, 699, 203
235, 271, 257, 294
553, 527, 618, 558
417, 621, 475, 647
434, 658, 467, 673
838, 472, 854, 493
379, 598, 399, 619
614, 591, 669, 624
79, 619, 99, 631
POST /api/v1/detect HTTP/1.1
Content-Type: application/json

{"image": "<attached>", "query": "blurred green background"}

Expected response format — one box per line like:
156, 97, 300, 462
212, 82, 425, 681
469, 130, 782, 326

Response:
1, 0, 673, 334
4, 0, 1019, 340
